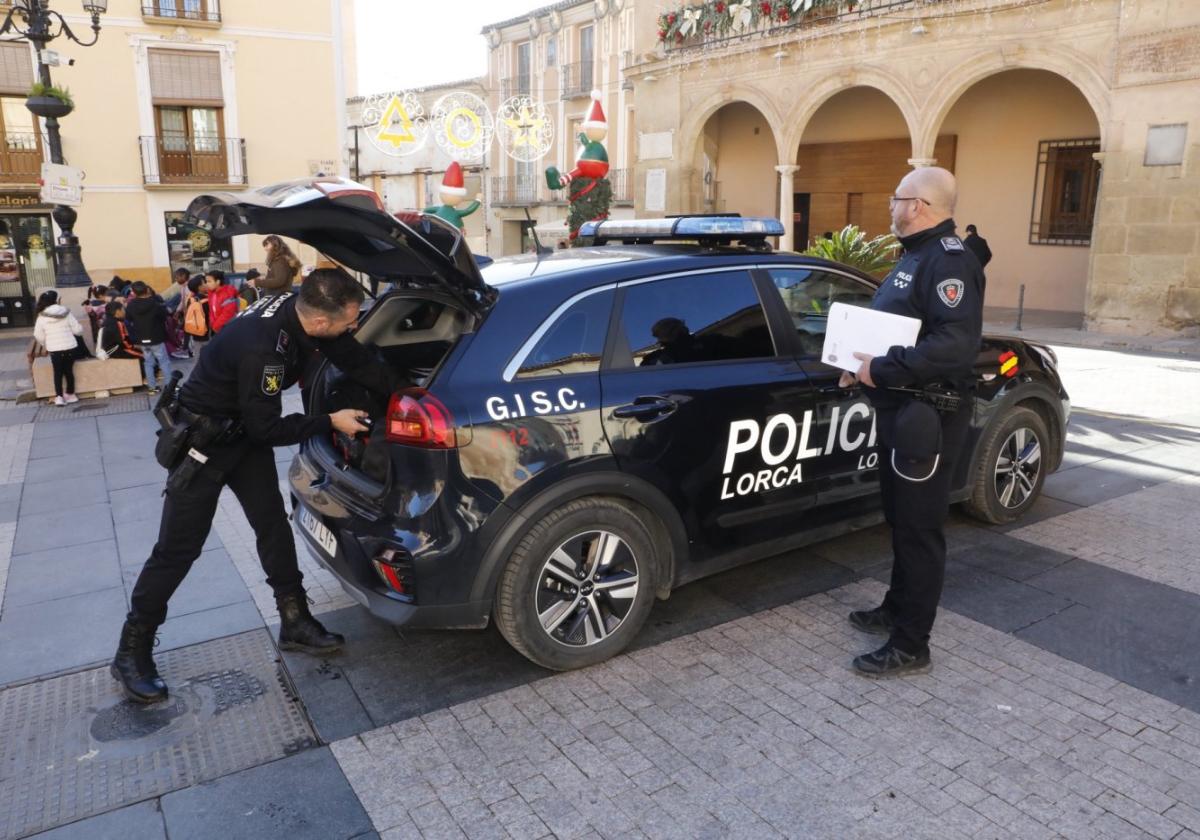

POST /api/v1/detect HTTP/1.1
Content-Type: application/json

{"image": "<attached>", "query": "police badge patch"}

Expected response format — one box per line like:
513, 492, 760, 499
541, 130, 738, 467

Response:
261, 364, 285, 396
937, 278, 965, 308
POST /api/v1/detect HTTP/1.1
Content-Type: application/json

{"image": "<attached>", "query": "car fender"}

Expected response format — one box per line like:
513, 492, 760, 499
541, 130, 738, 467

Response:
468, 468, 689, 608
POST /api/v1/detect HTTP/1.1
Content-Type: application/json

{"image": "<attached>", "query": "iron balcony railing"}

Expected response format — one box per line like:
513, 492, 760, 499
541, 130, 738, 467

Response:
142, 1, 221, 23
560, 60, 594, 99
663, 0, 948, 52
501, 75, 532, 99
139, 135, 247, 186
609, 168, 632, 204
491, 174, 539, 206
0, 131, 44, 184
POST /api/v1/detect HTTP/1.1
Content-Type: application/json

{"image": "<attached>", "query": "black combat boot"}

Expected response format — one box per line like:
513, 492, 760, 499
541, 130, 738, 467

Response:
111, 620, 168, 703
276, 592, 345, 655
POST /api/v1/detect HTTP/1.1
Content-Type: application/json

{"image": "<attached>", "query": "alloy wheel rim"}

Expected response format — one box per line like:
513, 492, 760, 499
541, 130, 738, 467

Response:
535, 529, 639, 648
993, 426, 1042, 509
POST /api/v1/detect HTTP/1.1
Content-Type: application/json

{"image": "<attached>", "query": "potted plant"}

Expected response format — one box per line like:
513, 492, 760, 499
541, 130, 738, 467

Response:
26, 82, 74, 119
802, 224, 899, 276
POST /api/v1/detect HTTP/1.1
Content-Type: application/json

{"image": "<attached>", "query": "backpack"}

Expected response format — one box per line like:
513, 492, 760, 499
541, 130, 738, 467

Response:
183, 297, 207, 337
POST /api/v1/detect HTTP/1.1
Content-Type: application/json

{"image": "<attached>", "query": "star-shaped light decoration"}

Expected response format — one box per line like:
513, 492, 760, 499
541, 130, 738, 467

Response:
504, 105, 546, 147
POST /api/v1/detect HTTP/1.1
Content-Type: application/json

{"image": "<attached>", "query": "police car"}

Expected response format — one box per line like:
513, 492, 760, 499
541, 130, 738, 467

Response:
189, 180, 1069, 671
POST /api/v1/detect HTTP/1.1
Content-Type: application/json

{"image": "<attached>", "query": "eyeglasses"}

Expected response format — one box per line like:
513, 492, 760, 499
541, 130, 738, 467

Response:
890, 196, 930, 206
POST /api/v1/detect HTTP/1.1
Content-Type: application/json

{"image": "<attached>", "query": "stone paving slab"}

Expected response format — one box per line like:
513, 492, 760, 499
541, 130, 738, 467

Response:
333, 580, 1200, 840
27, 800, 166, 840
0, 629, 317, 840
1012, 475, 1200, 597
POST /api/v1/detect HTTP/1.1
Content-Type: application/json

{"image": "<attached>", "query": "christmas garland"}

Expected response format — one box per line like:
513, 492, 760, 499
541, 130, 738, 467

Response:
656, 0, 853, 44
567, 176, 613, 241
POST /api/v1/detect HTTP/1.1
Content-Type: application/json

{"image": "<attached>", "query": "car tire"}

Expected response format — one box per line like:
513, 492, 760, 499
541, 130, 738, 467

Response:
495, 497, 659, 671
963, 405, 1051, 524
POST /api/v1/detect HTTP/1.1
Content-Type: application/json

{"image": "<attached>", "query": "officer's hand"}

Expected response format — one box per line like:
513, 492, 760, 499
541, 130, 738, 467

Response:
853, 352, 876, 388
838, 371, 858, 388
330, 409, 369, 435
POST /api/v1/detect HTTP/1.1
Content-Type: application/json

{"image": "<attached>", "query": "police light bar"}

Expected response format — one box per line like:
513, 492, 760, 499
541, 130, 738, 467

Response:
579, 215, 785, 244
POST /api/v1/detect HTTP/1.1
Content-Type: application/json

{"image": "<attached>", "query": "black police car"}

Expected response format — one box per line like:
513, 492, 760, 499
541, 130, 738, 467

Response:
190, 180, 1069, 671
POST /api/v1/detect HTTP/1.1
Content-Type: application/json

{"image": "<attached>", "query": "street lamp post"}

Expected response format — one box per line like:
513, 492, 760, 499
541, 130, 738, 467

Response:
1, 0, 106, 288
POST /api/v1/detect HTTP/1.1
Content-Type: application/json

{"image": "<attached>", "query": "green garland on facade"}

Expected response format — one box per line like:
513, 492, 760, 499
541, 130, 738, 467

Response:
567, 177, 613, 242
656, 0, 852, 44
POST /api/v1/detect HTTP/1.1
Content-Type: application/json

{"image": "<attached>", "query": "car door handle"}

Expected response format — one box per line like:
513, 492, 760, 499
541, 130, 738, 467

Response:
612, 397, 677, 420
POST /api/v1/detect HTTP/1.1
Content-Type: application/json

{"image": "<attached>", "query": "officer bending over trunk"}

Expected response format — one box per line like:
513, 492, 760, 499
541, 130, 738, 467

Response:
113, 268, 392, 703
840, 166, 984, 678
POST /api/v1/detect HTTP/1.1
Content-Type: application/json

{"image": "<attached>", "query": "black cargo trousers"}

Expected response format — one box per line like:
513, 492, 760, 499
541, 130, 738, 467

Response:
128, 438, 303, 627
875, 398, 972, 654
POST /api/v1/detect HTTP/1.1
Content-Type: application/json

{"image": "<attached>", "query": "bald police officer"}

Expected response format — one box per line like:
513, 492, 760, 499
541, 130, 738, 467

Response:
840, 166, 984, 678
112, 268, 393, 703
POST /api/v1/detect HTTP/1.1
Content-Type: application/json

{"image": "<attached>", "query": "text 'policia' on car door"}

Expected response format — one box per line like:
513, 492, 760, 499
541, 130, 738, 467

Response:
599, 268, 819, 560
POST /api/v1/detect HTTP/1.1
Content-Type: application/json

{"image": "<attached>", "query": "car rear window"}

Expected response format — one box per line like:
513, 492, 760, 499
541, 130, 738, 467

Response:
617, 270, 774, 368
516, 289, 614, 378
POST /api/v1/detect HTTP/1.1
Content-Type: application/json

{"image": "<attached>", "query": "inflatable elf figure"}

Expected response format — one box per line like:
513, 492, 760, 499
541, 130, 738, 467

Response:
423, 161, 480, 230
545, 90, 612, 241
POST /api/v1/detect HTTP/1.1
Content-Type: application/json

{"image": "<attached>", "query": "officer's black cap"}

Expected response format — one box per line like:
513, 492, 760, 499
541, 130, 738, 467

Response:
892, 400, 942, 482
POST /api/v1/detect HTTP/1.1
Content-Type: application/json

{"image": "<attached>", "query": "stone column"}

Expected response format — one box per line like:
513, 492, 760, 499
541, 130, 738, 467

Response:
775, 164, 800, 251
907, 158, 938, 168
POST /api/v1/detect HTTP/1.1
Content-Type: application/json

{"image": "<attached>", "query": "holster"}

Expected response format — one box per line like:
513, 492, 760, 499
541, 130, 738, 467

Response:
154, 421, 191, 471
162, 408, 247, 494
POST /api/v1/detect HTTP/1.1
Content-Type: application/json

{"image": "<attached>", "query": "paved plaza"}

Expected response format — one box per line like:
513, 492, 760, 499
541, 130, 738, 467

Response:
0, 332, 1198, 839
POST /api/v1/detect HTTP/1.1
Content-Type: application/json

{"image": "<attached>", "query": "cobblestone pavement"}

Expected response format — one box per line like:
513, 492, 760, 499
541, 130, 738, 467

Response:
2, 338, 1199, 839
332, 581, 1200, 840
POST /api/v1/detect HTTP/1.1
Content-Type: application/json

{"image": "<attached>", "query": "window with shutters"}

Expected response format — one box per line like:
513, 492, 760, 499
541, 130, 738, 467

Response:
142, 49, 244, 185
0, 42, 41, 184
143, 0, 221, 24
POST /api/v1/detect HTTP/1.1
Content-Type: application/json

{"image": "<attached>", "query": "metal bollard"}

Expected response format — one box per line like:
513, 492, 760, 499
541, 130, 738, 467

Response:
1015, 283, 1025, 332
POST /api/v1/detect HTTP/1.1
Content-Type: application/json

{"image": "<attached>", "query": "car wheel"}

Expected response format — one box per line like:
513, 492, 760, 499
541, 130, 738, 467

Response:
495, 497, 658, 671
964, 405, 1050, 524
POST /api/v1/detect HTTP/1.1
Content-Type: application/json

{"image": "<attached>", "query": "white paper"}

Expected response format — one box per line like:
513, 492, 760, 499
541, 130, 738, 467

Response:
821, 302, 921, 373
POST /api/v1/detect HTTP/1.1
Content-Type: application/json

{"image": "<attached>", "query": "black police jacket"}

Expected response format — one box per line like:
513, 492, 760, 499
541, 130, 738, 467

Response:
868, 218, 984, 397
178, 292, 394, 447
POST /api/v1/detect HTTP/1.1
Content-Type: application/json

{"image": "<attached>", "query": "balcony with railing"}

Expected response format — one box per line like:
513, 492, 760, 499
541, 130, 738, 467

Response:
609, 168, 632, 205
501, 75, 532, 100
0, 132, 44, 185
658, 0, 946, 53
560, 61, 594, 99
142, 0, 221, 24
492, 174, 539, 206
139, 135, 246, 186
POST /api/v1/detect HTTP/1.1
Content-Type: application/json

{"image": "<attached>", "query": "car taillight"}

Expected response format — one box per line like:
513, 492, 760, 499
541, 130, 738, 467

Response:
371, 547, 415, 599
385, 388, 459, 448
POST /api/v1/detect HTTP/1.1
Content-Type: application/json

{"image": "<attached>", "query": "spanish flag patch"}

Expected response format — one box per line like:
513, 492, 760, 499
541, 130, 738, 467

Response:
999, 350, 1019, 378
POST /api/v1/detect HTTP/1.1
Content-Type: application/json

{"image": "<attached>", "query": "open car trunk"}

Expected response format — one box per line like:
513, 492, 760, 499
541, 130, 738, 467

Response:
310, 290, 476, 489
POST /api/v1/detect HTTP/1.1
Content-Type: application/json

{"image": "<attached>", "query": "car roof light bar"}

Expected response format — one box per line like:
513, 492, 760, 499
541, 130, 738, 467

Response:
579, 214, 785, 245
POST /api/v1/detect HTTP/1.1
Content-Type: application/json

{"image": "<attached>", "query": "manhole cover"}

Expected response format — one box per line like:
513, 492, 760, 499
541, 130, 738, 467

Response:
0, 630, 316, 840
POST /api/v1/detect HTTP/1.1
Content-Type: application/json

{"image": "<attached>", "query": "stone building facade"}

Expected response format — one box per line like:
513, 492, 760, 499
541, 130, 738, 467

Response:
618, 0, 1200, 336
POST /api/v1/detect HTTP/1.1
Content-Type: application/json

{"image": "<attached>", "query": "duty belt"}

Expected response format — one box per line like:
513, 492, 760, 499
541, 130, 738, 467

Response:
886, 385, 964, 413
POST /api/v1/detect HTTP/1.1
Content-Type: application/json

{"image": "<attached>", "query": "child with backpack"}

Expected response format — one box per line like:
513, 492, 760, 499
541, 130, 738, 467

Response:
203, 269, 239, 334
183, 274, 210, 349
32, 290, 84, 405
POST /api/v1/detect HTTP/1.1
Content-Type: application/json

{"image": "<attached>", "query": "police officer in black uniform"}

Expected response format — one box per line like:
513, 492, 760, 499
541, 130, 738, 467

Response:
840, 166, 984, 678
112, 268, 394, 703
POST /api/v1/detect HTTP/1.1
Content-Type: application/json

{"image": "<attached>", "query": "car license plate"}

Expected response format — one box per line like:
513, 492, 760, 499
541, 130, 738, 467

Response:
299, 507, 338, 557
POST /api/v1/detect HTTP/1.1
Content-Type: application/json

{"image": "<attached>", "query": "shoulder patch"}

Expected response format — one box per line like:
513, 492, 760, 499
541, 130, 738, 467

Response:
261, 364, 285, 396
941, 236, 964, 253
937, 278, 965, 308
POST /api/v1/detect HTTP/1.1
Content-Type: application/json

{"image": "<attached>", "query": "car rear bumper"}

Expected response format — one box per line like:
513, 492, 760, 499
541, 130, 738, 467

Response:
288, 451, 491, 629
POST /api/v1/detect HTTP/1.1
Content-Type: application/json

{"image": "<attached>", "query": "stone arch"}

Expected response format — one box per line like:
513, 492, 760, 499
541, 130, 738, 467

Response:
915, 46, 1110, 159
680, 84, 789, 165
781, 69, 921, 161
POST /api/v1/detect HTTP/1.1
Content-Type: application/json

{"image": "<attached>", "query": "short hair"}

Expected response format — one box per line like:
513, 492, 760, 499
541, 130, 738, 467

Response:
965, 224, 977, 234
204, 269, 225, 284
131, 281, 150, 297
173, 266, 190, 278
298, 267, 365, 316
105, 300, 125, 316
187, 275, 205, 293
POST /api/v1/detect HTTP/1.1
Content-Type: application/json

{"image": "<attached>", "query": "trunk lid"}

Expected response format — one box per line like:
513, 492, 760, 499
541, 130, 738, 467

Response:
185, 177, 495, 316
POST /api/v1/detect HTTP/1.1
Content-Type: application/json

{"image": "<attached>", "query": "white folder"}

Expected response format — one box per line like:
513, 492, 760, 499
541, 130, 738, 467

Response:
821, 302, 921, 373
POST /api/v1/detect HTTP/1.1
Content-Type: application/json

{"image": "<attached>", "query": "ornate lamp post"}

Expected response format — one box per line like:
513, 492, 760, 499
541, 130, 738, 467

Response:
1, 0, 106, 288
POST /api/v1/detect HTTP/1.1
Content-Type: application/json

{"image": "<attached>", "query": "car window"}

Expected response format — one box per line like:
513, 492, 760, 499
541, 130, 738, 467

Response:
618, 270, 775, 368
516, 289, 613, 378
768, 268, 876, 357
